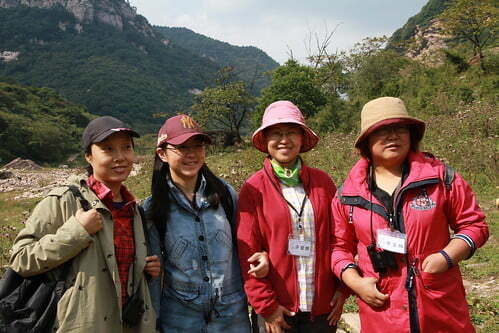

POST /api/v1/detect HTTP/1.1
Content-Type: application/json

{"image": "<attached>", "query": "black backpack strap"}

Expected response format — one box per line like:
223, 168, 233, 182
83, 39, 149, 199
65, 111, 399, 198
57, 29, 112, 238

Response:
443, 164, 455, 190
66, 185, 91, 211
220, 183, 236, 248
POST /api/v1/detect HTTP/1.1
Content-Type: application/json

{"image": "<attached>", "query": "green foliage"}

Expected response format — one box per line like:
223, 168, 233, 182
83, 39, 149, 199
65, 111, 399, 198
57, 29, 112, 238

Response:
438, 0, 499, 69
253, 59, 326, 128
0, 6, 221, 133
0, 81, 93, 165
191, 67, 256, 145
154, 26, 279, 94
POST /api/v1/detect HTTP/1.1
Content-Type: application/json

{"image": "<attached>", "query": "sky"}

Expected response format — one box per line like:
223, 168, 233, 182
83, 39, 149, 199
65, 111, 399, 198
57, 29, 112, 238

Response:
128, 0, 428, 64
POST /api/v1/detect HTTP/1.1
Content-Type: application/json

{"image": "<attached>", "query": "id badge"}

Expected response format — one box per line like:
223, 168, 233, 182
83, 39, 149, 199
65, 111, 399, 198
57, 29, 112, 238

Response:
377, 229, 406, 254
288, 237, 312, 257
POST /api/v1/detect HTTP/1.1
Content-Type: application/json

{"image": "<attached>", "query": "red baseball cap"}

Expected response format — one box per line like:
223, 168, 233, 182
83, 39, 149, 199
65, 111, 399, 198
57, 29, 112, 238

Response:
156, 114, 212, 147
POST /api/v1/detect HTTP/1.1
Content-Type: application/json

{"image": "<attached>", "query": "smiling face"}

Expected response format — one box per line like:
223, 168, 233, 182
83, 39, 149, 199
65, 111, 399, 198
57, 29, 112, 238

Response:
85, 131, 135, 192
265, 123, 303, 168
157, 135, 206, 184
368, 123, 411, 168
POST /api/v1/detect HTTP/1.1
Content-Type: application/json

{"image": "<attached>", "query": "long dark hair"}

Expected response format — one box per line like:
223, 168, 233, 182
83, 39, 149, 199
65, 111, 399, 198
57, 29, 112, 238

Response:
148, 149, 231, 237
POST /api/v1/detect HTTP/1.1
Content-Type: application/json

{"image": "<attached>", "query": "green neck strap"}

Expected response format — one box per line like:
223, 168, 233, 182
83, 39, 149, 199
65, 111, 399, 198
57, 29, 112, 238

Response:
271, 158, 301, 186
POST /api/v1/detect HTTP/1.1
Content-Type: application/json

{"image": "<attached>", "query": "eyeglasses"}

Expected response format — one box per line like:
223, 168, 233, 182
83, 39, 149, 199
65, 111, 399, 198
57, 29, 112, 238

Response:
166, 143, 206, 155
372, 124, 410, 137
266, 129, 302, 140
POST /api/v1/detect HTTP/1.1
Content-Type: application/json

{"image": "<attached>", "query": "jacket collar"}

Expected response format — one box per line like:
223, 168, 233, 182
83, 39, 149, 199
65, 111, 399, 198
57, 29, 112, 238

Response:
263, 156, 311, 192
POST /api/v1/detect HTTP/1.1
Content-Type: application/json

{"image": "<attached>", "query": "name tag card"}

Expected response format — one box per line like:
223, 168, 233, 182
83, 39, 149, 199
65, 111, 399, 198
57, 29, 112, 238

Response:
377, 229, 407, 254
288, 238, 312, 257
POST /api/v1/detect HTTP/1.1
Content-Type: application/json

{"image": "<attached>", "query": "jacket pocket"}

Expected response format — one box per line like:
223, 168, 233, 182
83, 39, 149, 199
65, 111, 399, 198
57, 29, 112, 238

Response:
420, 266, 460, 291
168, 238, 194, 271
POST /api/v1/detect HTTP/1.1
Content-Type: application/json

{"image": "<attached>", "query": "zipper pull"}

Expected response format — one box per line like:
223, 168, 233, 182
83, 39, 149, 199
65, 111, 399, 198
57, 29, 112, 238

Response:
389, 213, 395, 231
405, 260, 417, 291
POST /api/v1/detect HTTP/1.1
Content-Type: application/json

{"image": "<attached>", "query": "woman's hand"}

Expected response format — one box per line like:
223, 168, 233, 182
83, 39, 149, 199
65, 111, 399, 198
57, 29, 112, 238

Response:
144, 255, 161, 278
247, 251, 269, 278
422, 252, 449, 274
264, 305, 294, 333
327, 289, 347, 326
75, 208, 103, 235
353, 276, 388, 308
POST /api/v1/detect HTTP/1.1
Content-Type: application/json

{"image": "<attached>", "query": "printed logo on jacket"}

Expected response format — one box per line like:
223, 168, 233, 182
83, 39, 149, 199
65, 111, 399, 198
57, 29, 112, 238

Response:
410, 189, 436, 210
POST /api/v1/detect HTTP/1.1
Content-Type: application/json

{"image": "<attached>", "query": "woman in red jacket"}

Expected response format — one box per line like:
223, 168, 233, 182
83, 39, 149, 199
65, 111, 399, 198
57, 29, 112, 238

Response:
237, 100, 345, 333
331, 97, 489, 333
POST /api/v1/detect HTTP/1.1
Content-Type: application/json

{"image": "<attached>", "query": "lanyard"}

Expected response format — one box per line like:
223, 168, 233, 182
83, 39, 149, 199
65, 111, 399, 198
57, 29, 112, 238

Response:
265, 167, 308, 231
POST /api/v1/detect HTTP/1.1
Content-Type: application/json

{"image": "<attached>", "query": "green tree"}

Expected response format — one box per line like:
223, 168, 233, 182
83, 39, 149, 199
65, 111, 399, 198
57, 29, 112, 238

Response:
254, 59, 326, 127
343, 37, 411, 106
191, 67, 255, 145
439, 0, 499, 70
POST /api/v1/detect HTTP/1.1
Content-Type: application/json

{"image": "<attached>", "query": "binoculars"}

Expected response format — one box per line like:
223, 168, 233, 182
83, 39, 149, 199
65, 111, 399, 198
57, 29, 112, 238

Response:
367, 244, 398, 274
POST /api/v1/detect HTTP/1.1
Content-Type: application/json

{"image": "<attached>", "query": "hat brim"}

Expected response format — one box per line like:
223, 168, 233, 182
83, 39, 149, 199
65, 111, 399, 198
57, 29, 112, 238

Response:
354, 117, 425, 148
159, 132, 212, 147
252, 119, 319, 153
93, 128, 140, 144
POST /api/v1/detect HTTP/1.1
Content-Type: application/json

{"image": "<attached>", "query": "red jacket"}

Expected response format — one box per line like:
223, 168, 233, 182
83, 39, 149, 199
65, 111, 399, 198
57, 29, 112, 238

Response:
237, 158, 339, 317
331, 152, 489, 333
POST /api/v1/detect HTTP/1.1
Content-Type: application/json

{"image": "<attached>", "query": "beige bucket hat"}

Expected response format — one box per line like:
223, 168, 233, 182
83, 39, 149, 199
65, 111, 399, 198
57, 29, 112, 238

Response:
355, 97, 425, 148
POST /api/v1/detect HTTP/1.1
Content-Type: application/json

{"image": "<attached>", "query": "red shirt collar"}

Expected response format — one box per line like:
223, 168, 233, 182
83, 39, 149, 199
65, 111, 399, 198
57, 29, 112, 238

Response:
87, 175, 136, 206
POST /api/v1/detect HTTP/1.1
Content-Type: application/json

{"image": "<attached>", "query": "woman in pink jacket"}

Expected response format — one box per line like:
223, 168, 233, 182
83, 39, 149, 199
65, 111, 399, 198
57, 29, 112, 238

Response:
331, 97, 489, 333
238, 101, 345, 333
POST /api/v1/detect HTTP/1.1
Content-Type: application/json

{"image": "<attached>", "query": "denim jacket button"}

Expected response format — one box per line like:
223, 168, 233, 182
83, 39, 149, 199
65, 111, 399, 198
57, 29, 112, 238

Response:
195, 216, 201, 222
202, 255, 208, 261
199, 235, 205, 241
203, 276, 209, 282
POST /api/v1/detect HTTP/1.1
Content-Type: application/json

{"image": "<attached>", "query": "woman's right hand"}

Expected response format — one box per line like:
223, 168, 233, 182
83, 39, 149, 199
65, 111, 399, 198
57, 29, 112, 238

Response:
354, 276, 389, 308
247, 251, 269, 278
75, 208, 103, 235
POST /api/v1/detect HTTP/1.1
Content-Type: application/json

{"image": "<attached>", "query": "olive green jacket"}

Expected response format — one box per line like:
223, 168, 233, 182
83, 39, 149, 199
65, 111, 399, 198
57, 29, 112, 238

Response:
10, 176, 156, 332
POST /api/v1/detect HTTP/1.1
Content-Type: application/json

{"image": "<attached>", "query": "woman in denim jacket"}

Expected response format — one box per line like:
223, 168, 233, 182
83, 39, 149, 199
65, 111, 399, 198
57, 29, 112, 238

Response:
143, 115, 266, 333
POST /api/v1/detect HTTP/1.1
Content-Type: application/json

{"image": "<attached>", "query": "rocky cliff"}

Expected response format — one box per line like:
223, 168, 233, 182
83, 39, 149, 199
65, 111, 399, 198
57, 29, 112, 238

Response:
405, 19, 448, 66
0, 0, 155, 36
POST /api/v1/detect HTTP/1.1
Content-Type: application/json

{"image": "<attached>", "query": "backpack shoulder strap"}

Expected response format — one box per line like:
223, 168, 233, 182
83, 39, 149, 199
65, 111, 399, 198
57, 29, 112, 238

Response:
443, 164, 455, 191
66, 185, 91, 211
220, 183, 236, 248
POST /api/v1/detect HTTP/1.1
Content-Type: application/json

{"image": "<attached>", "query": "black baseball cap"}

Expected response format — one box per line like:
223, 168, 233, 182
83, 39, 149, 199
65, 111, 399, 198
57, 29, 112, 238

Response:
82, 116, 140, 151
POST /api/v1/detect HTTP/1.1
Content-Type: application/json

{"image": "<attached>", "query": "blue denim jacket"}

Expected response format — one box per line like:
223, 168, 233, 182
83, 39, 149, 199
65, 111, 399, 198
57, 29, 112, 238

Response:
143, 175, 249, 331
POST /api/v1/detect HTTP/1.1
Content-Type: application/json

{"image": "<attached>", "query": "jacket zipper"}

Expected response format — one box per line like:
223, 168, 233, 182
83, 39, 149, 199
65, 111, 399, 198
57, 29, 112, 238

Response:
392, 178, 438, 333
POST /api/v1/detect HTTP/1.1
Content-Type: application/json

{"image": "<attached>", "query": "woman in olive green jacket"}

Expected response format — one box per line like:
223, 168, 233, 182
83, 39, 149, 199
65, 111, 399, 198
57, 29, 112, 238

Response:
9, 116, 158, 332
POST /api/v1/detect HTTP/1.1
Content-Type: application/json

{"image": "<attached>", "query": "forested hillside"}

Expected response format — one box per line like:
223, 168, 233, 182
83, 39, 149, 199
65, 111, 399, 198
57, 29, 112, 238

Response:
0, 5, 223, 133
155, 26, 279, 93
0, 80, 92, 164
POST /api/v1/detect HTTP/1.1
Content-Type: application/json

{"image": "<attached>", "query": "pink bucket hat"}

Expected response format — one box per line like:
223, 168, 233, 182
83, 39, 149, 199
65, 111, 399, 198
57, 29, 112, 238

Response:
252, 100, 319, 153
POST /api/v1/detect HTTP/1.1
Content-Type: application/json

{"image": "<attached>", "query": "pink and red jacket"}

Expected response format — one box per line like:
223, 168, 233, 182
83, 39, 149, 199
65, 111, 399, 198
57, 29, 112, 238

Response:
237, 158, 339, 317
331, 151, 488, 333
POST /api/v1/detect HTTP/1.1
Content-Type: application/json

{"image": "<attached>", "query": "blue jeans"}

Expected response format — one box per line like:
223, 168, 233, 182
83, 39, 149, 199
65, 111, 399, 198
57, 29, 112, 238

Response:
158, 286, 251, 333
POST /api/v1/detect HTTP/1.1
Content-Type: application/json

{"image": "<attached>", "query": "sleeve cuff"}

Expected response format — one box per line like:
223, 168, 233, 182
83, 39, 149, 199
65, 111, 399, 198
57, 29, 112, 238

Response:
452, 233, 475, 259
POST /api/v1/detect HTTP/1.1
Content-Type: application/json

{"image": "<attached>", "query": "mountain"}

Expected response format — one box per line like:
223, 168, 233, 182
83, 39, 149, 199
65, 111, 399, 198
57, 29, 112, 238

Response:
388, 0, 452, 50
0, 0, 250, 132
0, 79, 93, 165
154, 26, 280, 93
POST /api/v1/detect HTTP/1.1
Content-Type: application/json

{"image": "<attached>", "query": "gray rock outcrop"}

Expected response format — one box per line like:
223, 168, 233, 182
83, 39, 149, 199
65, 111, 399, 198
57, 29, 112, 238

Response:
0, 0, 155, 36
